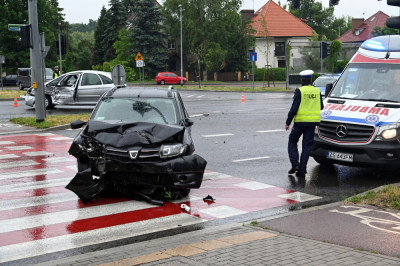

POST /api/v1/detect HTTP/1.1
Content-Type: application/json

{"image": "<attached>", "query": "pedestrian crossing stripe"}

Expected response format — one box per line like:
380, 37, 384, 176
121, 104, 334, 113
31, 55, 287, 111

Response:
0, 134, 322, 263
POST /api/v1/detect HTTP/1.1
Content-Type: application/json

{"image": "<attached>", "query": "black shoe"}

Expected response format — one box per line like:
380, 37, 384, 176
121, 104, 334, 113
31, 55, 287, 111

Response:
296, 171, 306, 178
288, 167, 299, 174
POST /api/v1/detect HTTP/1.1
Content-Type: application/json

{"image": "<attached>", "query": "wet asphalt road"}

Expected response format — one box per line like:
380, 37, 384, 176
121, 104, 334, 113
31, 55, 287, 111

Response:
1, 88, 400, 264
1, 89, 398, 205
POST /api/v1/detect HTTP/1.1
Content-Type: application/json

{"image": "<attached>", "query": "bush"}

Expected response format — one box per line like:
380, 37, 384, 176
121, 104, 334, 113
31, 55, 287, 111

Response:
254, 67, 286, 81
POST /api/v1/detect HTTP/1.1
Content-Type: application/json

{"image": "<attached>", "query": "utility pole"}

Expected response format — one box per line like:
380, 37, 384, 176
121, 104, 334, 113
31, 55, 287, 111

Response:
179, 5, 183, 86
29, 0, 45, 122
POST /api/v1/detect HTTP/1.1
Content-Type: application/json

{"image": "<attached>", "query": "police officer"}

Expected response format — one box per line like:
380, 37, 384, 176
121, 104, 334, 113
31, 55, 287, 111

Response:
285, 70, 323, 178
53, 66, 60, 79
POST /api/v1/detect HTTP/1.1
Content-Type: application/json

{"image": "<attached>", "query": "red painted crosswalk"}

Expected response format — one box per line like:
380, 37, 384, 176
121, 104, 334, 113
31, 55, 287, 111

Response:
0, 133, 322, 263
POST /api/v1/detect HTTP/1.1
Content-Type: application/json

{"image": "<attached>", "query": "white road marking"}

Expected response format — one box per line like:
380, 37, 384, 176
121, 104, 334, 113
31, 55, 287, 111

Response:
0, 214, 205, 263
5, 146, 33, 151
232, 156, 271, 163
202, 133, 234, 138
0, 168, 63, 180
0, 200, 153, 233
278, 192, 322, 202
23, 151, 53, 156
197, 95, 205, 98
0, 141, 15, 145
0, 191, 77, 211
0, 154, 20, 160
43, 157, 75, 163
0, 177, 71, 194
257, 129, 285, 133
198, 205, 247, 218
234, 181, 275, 190
0, 160, 40, 169
50, 136, 73, 140
34, 133, 56, 136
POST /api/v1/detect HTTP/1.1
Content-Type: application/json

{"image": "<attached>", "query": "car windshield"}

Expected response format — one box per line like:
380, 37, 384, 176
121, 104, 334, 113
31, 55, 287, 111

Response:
330, 63, 400, 102
314, 77, 338, 87
92, 98, 178, 124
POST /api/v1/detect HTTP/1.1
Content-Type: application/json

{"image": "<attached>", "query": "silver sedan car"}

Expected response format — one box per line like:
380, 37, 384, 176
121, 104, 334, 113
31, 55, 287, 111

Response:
24, 70, 115, 109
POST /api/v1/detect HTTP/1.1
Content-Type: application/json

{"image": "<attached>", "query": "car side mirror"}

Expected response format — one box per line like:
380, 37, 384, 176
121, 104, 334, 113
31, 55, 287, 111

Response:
70, 119, 87, 129
325, 83, 333, 97
184, 118, 194, 127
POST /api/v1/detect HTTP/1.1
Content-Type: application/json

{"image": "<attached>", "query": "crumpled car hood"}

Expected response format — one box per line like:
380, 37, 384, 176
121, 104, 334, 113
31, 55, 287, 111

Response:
84, 120, 185, 147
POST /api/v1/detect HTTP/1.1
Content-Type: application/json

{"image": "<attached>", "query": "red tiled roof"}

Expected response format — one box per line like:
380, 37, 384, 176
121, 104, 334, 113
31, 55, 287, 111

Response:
337, 11, 389, 43
249, 0, 313, 37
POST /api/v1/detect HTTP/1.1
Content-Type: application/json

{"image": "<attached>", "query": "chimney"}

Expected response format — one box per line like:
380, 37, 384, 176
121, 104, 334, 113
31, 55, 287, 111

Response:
352, 18, 364, 33
240, 9, 254, 21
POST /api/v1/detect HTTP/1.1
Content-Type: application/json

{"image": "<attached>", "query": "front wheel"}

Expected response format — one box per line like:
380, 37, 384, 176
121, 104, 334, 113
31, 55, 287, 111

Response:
18, 83, 24, 90
45, 95, 53, 110
160, 80, 165, 85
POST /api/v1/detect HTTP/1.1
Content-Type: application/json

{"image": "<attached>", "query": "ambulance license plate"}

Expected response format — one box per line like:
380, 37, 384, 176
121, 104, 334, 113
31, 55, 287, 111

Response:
327, 151, 354, 162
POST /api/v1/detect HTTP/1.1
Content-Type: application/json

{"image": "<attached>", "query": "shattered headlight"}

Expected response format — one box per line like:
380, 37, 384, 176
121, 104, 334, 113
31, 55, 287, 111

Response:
375, 123, 399, 141
160, 143, 185, 158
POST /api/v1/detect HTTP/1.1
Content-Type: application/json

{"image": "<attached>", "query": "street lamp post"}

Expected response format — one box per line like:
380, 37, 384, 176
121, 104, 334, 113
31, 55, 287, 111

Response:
179, 5, 183, 86
58, 22, 62, 74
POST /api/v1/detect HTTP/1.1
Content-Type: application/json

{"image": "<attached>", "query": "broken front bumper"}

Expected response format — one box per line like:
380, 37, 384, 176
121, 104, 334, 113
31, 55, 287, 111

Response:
102, 154, 207, 189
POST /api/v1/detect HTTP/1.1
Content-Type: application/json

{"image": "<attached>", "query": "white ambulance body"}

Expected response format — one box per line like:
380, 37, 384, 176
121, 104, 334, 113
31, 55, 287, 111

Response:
311, 35, 400, 168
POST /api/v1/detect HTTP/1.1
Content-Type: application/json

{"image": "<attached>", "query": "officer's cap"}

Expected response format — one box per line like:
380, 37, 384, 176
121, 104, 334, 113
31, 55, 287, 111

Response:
299, 70, 314, 78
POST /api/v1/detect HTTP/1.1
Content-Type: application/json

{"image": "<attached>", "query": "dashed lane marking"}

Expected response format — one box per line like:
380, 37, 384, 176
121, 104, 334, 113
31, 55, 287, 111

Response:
232, 156, 271, 163
202, 133, 234, 138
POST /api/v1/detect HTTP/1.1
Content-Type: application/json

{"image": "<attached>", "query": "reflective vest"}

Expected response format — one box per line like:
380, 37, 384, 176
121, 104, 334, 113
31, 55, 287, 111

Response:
54, 72, 59, 78
294, 86, 321, 123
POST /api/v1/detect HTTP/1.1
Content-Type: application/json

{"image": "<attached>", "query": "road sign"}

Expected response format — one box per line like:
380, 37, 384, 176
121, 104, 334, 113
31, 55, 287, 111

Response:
112, 64, 126, 85
249, 52, 257, 62
8, 24, 26, 32
0, 55, 4, 64
135, 52, 144, 61
136, 60, 144, 67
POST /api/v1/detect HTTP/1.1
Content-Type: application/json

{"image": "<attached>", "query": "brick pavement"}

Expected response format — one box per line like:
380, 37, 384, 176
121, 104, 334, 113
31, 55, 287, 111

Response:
34, 221, 400, 266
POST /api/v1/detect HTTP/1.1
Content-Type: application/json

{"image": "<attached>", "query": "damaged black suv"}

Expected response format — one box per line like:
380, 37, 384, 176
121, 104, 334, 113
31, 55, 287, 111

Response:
67, 86, 207, 205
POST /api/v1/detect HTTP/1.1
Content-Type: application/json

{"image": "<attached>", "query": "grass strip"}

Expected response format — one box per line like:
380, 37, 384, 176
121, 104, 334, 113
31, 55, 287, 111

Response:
346, 184, 400, 210
10, 114, 90, 129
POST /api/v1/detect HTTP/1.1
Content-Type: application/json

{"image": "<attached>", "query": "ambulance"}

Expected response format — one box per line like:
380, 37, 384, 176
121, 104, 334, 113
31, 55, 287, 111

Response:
311, 35, 400, 168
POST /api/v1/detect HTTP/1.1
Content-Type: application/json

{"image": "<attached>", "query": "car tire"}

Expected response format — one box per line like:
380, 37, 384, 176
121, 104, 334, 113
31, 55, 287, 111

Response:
18, 83, 24, 90
45, 95, 53, 110
160, 80, 165, 85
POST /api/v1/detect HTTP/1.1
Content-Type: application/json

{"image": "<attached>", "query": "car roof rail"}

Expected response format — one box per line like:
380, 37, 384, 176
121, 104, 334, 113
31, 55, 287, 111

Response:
168, 85, 174, 97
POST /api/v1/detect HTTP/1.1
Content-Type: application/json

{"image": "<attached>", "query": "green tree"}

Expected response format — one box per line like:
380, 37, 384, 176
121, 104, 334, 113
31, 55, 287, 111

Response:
372, 25, 399, 36
103, 0, 128, 61
70, 20, 98, 33
0, 0, 64, 72
94, 6, 108, 65
162, 0, 254, 73
327, 40, 342, 73
125, 0, 167, 77
289, 0, 349, 41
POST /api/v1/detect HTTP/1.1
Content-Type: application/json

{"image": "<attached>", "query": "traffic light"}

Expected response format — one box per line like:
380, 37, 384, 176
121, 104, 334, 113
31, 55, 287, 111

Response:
20, 25, 32, 48
321, 42, 330, 59
54, 35, 67, 55
387, 0, 400, 29
292, 0, 300, 9
60, 35, 67, 55
329, 0, 340, 6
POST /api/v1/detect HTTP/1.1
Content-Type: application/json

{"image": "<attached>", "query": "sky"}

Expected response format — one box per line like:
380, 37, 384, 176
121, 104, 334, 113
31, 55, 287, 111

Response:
58, 0, 400, 24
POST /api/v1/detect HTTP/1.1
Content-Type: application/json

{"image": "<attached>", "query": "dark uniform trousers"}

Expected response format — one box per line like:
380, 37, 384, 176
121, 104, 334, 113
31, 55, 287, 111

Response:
288, 123, 316, 174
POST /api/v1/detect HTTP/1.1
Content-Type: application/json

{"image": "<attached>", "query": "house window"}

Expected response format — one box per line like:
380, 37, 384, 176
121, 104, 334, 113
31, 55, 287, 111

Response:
168, 40, 176, 50
278, 60, 286, 68
274, 42, 285, 56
